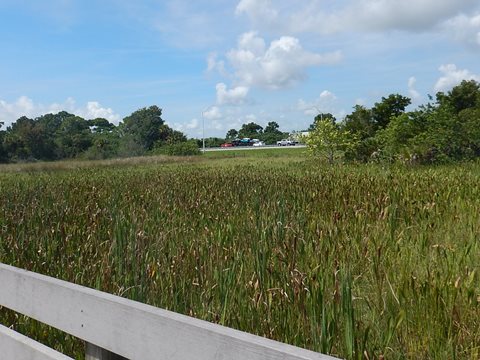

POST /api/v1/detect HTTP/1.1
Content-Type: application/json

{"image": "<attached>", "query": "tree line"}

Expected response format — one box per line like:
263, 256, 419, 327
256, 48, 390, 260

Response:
0, 105, 200, 163
306, 80, 480, 164
1, 80, 478, 164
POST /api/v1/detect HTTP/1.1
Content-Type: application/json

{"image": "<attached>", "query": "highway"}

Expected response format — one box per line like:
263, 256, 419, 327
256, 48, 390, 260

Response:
202, 144, 307, 152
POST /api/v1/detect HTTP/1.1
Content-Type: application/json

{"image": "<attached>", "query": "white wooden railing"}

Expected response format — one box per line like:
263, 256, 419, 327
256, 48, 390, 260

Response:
0, 263, 339, 360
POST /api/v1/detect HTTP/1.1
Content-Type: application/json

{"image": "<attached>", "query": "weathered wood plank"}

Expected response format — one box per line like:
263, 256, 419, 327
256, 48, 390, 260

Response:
0, 263, 339, 360
0, 324, 73, 360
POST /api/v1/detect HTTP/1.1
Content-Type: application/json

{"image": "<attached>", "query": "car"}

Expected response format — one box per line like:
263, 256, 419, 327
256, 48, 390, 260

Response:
276, 139, 295, 146
220, 143, 233, 147
252, 141, 265, 147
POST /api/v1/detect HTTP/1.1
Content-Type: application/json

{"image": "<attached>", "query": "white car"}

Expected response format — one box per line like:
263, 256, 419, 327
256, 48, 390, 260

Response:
277, 139, 294, 146
253, 141, 265, 147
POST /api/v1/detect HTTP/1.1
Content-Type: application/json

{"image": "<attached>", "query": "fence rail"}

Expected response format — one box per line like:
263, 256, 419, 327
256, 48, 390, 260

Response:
0, 263, 338, 360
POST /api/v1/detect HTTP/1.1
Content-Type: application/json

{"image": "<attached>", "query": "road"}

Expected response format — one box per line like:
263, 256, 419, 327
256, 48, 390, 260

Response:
203, 144, 307, 152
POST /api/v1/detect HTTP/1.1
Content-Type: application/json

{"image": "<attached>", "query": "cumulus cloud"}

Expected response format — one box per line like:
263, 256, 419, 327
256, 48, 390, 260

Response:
0, 96, 120, 128
408, 77, 421, 102
236, 0, 479, 35
443, 12, 480, 48
225, 32, 342, 89
186, 118, 200, 129
216, 83, 249, 105
434, 64, 480, 92
235, 0, 278, 27
206, 52, 228, 76
203, 106, 223, 120
340, 0, 478, 32
298, 90, 339, 116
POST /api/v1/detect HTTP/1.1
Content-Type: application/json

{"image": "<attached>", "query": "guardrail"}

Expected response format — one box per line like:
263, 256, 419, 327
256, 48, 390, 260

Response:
0, 263, 338, 360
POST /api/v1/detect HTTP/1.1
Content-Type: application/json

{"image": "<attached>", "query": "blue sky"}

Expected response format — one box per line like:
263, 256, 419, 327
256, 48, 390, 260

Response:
1, 0, 479, 138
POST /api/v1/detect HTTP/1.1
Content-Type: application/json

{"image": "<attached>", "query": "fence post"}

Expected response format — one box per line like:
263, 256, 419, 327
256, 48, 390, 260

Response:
85, 342, 128, 360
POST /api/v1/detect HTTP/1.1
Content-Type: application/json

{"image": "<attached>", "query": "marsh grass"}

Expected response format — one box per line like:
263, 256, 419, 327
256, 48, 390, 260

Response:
0, 157, 479, 359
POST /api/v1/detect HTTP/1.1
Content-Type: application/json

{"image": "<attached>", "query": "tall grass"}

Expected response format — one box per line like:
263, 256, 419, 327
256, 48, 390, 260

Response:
0, 158, 479, 359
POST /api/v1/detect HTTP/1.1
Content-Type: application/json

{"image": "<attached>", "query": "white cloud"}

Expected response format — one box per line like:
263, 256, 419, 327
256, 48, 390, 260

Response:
235, 0, 278, 26
0, 96, 120, 128
434, 64, 480, 92
216, 83, 249, 105
225, 32, 342, 89
443, 12, 480, 48
340, 0, 478, 32
203, 106, 223, 120
186, 118, 200, 129
298, 90, 338, 115
408, 76, 421, 101
82, 102, 120, 122
236, 0, 479, 35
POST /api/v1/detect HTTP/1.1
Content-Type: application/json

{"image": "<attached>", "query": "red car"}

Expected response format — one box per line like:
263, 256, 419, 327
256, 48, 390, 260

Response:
221, 143, 233, 147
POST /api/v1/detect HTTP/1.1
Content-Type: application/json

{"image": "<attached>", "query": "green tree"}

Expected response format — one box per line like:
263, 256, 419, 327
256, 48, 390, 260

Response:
343, 105, 375, 139
158, 124, 187, 145
305, 118, 357, 164
88, 118, 115, 133
437, 80, 480, 114
226, 129, 238, 139
55, 115, 92, 158
342, 106, 378, 162
0, 122, 7, 163
4, 116, 57, 160
308, 113, 336, 131
372, 94, 411, 129
262, 121, 284, 144
121, 105, 164, 150
238, 122, 263, 138
376, 113, 426, 161
264, 121, 280, 133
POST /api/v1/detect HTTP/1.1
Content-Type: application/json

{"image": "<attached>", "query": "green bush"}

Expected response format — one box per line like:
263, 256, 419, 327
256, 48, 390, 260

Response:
158, 140, 201, 156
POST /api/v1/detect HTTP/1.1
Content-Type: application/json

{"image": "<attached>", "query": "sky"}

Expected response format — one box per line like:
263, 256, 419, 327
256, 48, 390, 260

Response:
0, 0, 479, 138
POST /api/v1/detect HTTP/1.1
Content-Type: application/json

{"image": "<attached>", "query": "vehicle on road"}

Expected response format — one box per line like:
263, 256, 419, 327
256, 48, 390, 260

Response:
232, 138, 254, 146
276, 139, 295, 146
221, 143, 233, 147
252, 141, 265, 147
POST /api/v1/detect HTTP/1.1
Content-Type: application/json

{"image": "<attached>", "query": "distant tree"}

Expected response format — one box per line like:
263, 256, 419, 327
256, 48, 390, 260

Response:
122, 105, 164, 150
55, 116, 92, 158
372, 94, 411, 129
437, 80, 480, 114
261, 121, 284, 144
458, 107, 480, 156
343, 105, 375, 139
342, 106, 377, 162
238, 122, 263, 138
305, 117, 357, 164
203, 137, 225, 147
3, 116, 58, 160
88, 118, 115, 133
376, 113, 427, 160
0, 123, 7, 163
226, 129, 238, 139
158, 124, 187, 145
264, 121, 280, 133
308, 113, 336, 131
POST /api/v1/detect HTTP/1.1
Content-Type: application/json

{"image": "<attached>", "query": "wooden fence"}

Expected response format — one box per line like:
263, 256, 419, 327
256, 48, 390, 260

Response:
0, 263, 339, 360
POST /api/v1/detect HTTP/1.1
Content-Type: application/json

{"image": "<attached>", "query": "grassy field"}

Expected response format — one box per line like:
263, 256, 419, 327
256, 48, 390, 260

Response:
1, 153, 479, 359
202, 146, 306, 159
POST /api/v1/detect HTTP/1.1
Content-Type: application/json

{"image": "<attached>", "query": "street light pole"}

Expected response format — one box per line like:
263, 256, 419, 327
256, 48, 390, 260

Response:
312, 106, 323, 121
201, 106, 212, 154
202, 111, 205, 154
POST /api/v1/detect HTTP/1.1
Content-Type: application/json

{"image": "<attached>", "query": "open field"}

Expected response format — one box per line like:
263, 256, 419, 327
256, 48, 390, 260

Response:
202, 146, 307, 158
1, 154, 480, 359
